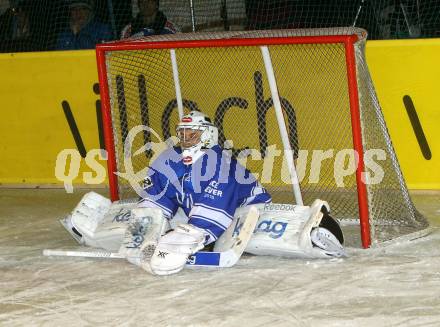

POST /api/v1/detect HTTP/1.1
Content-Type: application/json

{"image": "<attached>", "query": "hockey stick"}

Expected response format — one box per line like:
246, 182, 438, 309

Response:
43, 249, 124, 259
187, 206, 259, 267
44, 207, 259, 268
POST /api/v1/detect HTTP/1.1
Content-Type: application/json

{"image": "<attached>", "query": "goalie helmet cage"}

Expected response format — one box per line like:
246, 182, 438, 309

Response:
96, 27, 428, 248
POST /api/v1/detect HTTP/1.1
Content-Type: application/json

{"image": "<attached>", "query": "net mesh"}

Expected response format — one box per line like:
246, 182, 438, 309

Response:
99, 27, 428, 246
1, 0, 439, 53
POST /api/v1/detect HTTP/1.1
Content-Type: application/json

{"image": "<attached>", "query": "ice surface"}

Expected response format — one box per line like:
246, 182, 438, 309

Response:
1, 189, 439, 326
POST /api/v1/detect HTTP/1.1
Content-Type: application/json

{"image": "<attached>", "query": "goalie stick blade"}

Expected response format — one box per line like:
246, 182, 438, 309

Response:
186, 251, 221, 266
43, 249, 125, 259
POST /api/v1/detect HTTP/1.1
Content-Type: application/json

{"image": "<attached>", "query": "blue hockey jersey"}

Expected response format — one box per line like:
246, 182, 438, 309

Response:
139, 145, 271, 243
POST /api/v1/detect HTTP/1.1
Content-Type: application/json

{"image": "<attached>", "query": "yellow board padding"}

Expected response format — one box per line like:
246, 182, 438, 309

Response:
366, 39, 440, 189
108, 44, 356, 190
0, 50, 105, 185
0, 39, 438, 190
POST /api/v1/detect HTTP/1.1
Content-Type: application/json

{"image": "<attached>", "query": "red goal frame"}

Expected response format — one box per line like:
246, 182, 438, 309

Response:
95, 34, 371, 248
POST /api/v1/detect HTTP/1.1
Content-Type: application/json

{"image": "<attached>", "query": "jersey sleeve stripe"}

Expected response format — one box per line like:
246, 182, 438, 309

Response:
190, 214, 228, 230
190, 205, 232, 227
192, 203, 233, 220
240, 194, 270, 207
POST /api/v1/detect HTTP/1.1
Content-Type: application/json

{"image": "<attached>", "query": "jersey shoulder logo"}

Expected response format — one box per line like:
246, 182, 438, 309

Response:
143, 176, 154, 189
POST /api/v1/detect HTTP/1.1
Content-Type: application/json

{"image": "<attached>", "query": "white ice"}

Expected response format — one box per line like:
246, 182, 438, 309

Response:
1, 189, 439, 326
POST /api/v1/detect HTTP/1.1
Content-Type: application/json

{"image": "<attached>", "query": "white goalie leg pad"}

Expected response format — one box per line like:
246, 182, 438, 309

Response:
245, 200, 345, 259
80, 221, 127, 252
150, 224, 208, 276
119, 208, 168, 273
60, 192, 112, 245
63, 193, 142, 252
82, 198, 141, 251
70, 192, 112, 237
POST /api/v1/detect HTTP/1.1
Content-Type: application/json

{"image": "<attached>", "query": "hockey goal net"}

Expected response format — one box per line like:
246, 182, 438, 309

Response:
96, 27, 428, 248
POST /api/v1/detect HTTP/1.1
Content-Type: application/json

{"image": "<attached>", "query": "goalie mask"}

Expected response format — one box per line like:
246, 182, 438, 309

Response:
176, 111, 218, 165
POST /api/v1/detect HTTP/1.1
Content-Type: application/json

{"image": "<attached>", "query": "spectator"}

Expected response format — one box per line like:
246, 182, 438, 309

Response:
244, 0, 296, 30
120, 0, 178, 39
56, 0, 113, 50
376, 0, 421, 39
0, 0, 36, 52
